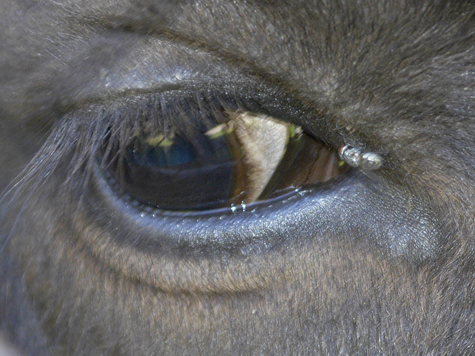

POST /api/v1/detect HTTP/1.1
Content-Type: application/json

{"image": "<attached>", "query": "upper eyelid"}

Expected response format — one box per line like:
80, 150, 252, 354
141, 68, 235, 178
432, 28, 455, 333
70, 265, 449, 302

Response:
38, 32, 255, 113
27, 25, 303, 126
68, 85, 346, 161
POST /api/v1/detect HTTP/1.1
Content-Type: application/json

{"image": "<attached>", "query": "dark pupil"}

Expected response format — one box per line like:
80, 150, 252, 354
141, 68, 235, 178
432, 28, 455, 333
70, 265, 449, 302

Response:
120, 132, 236, 211
104, 113, 346, 212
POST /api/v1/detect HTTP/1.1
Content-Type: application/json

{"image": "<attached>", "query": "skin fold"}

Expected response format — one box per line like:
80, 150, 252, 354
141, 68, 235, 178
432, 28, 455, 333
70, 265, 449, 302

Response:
1, 0, 475, 354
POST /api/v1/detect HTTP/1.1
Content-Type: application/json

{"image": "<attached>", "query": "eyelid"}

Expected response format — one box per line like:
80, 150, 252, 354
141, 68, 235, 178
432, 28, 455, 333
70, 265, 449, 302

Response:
66, 34, 256, 106
46, 31, 341, 148
67, 85, 347, 176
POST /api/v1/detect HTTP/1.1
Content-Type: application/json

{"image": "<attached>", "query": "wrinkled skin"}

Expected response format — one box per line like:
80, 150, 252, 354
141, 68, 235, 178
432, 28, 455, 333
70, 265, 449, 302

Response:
1, 0, 475, 355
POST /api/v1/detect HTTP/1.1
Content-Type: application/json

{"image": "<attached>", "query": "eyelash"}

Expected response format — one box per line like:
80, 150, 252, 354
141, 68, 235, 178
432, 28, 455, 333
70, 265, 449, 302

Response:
16, 93, 249, 193
17, 90, 347, 215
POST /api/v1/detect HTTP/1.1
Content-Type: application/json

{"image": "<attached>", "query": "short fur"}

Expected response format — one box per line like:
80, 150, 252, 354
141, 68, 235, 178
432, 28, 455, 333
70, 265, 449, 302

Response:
1, 0, 475, 354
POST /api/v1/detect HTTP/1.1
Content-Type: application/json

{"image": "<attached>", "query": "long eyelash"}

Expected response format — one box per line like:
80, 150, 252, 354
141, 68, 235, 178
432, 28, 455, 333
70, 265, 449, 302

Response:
0, 93, 245, 252
0, 104, 131, 251
2, 93, 243, 206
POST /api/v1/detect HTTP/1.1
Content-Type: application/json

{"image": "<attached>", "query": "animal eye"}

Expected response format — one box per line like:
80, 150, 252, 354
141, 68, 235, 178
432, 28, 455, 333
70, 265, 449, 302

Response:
101, 106, 347, 212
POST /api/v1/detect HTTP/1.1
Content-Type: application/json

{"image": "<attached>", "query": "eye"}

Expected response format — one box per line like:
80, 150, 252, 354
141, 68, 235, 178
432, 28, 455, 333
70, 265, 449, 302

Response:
100, 100, 348, 212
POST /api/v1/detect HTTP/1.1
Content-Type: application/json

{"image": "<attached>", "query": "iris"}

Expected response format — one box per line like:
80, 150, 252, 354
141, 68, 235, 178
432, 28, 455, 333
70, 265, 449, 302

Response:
103, 112, 347, 211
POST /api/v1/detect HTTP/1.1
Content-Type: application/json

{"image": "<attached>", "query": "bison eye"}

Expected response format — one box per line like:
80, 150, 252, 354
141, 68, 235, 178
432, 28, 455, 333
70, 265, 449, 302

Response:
101, 111, 347, 212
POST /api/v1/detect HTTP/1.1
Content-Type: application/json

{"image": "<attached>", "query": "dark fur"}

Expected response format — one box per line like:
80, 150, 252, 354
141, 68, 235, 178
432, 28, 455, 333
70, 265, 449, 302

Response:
2, 0, 475, 354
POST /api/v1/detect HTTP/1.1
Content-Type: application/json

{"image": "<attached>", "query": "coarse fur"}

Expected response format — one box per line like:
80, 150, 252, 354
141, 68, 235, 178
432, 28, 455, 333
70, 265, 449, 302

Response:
1, 0, 475, 354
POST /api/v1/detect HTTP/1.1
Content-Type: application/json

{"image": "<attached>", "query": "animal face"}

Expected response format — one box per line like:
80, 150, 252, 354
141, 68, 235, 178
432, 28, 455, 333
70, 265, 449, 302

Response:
1, 0, 475, 354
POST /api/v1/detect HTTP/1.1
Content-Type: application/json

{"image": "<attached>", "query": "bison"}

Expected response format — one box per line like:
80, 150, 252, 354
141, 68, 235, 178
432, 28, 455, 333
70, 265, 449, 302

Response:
1, 0, 475, 354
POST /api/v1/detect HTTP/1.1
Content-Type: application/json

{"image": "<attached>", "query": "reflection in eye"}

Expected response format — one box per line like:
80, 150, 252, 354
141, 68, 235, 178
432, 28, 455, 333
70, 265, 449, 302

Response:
102, 111, 347, 212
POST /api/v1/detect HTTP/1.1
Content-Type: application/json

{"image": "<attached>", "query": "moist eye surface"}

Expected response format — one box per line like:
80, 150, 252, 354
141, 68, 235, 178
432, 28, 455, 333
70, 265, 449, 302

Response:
101, 109, 347, 212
